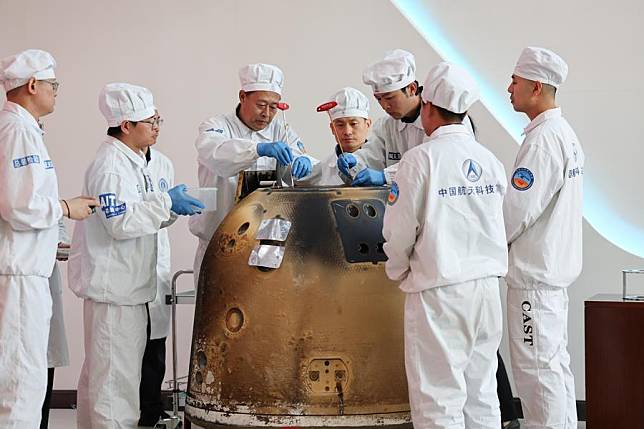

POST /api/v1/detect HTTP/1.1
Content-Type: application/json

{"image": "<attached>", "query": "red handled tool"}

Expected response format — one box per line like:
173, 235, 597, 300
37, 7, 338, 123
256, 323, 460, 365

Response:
316, 101, 343, 153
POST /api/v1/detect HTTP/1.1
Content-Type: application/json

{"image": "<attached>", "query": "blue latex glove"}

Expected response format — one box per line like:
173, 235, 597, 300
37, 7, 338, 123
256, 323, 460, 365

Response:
336, 153, 357, 177
352, 168, 386, 187
257, 141, 293, 166
292, 156, 312, 178
168, 184, 205, 216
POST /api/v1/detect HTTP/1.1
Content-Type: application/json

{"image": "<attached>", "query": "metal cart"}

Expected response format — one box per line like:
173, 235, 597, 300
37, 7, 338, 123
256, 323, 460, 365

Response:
155, 269, 196, 429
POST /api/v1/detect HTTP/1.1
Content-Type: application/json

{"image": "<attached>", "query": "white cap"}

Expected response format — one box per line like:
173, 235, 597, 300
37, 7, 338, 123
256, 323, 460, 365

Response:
239, 63, 284, 95
329, 87, 370, 121
362, 49, 416, 94
0, 49, 56, 92
513, 47, 568, 89
421, 62, 479, 114
99, 83, 156, 127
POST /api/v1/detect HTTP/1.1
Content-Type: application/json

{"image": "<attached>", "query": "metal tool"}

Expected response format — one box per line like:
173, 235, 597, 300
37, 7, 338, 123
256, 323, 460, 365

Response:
275, 102, 294, 188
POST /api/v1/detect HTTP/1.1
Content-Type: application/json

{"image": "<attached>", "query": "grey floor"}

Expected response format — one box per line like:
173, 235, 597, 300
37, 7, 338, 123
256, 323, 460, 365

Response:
49, 409, 587, 429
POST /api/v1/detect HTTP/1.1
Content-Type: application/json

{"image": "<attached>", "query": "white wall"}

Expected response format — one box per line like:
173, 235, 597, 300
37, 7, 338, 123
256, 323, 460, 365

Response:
1, 0, 642, 400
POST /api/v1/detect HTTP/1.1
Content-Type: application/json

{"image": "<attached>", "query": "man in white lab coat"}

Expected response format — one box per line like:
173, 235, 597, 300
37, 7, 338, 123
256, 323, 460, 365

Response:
69, 83, 203, 429
504, 47, 583, 429
304, 87, 371, 186
138, 145, 175, 426
383, 62, 508, 429
338, 49, 474, 187
0, 49, 98, 429
189, 63, 317, 286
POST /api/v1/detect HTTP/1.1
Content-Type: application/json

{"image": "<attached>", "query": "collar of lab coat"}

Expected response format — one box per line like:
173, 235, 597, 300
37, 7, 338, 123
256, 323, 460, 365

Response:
523, 107, 562, 135
427, 123, 469, 141
231, 107, 275, 141
396, 114, 424, 132
3, 101, 44, 135
107, 136, 147, 168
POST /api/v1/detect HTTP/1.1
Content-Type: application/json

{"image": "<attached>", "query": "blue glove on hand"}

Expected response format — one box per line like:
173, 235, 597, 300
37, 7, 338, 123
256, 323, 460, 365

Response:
292, 156, 312, 178
336, 153, 357, 177
352, 168, 386, 187
257, 141, 293, 166
168, 184, 205, 216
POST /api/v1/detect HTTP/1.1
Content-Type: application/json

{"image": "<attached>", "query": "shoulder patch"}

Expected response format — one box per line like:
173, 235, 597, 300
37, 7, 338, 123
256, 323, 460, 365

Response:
158, 178, 169, 192
12, 154, 40, 168
511, 167, 534, 191
99, 193, 127, 219
387, 182, 400, 205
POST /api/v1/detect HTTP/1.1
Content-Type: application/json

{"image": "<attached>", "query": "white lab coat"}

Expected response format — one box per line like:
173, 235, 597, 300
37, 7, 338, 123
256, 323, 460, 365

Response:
382, 124, 507, 429
353, 114, 473, 184
503, 107, 583, 429
189, 110, 317, 284
69, 137, 174, 429
69, 137, 173, 305
147, 148, 174, 340
0, 101, 61, 429
47, 220, 70, 368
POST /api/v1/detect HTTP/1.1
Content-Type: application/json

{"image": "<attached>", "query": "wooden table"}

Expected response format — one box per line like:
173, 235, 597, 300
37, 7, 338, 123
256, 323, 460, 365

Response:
585, 294, 644, 427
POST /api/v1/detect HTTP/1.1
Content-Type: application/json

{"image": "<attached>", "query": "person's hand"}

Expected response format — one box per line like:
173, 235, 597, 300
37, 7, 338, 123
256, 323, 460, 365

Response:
168, 184, 205, 216
257, 141, 293, 166
351, 168, 386, 187
62, 196, 100, 220
337, 153, 357, 177
292, 156, 312, 178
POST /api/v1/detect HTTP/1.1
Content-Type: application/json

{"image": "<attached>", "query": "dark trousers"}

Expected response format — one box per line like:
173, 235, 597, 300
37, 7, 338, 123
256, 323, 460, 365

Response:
40, 367, 55, 429
139, 308, 167, 425
497, 350, 519, 422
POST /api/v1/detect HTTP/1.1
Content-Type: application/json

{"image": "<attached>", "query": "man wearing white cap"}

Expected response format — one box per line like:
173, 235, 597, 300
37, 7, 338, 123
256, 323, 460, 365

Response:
304, 87, 371, 185
338, 49, 474, 187
68, 82, 203, 428
383, 62, 508, 429
504, 47, 583, 429
0, 49, 98, 429
189, 63, 317, 285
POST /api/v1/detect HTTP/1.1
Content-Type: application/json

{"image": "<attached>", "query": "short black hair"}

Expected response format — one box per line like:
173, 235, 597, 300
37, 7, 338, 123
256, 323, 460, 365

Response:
107, 121, 137, 139
434, 105, 467, 122
400, 80, 420, 95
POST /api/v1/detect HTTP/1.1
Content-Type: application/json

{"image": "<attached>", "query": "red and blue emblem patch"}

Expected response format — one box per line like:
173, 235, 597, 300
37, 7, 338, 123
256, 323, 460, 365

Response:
387, 182, 399, 205
511, 168, 534, 191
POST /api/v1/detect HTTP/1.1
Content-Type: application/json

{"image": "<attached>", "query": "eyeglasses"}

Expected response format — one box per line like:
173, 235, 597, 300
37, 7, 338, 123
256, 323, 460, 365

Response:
137, 116, 164, 128
39, 79, 60, 94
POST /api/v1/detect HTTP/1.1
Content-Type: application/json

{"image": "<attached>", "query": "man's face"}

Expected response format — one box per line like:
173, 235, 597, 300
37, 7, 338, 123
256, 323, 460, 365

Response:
373, 84, 417, 120
330, 117, 371, 153
35, 78, 58, 116
238, 90, 280, 131
507, 75, 535, 113
128, 111, 161, 150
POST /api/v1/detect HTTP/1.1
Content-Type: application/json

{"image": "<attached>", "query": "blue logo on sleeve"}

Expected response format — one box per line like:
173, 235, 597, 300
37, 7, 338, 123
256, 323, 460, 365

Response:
12, 154, 40, 168
44, 160, 54, 169
158, 178, 169, 192
205, 128, 224, 133
99, 193, 127, 219
511, 168, 534, 191
297, 141, 305, 152
387, 182, 400, 205
462, 159, 482, 182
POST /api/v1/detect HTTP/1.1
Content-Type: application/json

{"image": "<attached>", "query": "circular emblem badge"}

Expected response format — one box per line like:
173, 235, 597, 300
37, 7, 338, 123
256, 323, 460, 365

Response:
158, 178, 169, 192
511, 168, 534, 191
387, 182, 399, 205
462, 159, 483, 182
